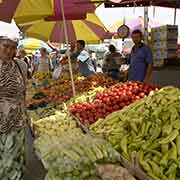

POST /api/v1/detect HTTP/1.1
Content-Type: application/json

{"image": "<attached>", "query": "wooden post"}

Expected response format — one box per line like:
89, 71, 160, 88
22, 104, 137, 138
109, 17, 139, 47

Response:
60, 0, 76, 96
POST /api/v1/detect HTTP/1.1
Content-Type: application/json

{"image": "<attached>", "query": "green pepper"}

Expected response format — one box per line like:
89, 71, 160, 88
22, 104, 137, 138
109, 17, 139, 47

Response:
161, 144, 169, 154
120, 135, 128, 154
140, 122, 146, 136
167, 169, 176, 180
169, 142, 177, 160
160, 152, 169, 167
162, 124, 173, 136
142, 140, 152, 150
148, 160, 162, 177
130, 122, 138, 133
161, 175, 168, 180
144, 153, 152, 161
159, 129, 179, 144
148, 150, 162, 158
152, 156, 160, 164
141, 161, 152, 172
165, 163, 177, 176
173, 120, 180, 130
147, 172, 161, 180
176, 134, 180, 156
144, 121, 152, 136
150, 126, 161, 141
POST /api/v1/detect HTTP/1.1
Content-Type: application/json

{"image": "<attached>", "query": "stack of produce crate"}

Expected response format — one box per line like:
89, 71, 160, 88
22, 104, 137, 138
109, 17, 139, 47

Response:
150, 25, 178, 67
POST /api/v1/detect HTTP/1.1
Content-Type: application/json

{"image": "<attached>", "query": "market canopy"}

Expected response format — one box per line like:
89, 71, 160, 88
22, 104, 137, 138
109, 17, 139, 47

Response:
0, 0, 96, 23
105, 0, 180, 8
17, 13, 112, 44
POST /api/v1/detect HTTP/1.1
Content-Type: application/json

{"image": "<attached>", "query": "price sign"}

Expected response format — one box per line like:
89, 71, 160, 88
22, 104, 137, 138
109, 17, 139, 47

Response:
117, 24, 130, 39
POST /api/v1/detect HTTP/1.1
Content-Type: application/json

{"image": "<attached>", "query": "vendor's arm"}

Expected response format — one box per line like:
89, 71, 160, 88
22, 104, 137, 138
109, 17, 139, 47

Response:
144, 64, 153, 82
144, 47, 153, 82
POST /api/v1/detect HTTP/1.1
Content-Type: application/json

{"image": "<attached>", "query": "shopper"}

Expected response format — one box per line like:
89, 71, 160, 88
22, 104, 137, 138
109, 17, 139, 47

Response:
16, 48, 32, 78
0, 35, 29, 180
102, 44, 122, 80
76, 40, 95, 77
128, 29, 153, 82
36, 47, 52, 73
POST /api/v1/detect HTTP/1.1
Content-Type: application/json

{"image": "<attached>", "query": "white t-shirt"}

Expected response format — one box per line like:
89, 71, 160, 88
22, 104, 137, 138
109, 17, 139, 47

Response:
37, 56, 50, 73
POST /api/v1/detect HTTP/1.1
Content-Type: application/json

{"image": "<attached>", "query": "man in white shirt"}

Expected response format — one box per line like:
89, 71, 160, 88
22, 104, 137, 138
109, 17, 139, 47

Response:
76, 40, 95, 77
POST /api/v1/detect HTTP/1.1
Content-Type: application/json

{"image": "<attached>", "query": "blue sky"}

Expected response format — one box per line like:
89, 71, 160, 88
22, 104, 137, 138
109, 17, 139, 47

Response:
0, 4, 179, 36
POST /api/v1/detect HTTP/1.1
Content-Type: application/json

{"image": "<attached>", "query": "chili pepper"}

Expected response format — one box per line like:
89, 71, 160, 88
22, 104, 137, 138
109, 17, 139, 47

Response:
159, 129, 179, 144
161, 144, 169, 154
162, 124, 172, 136
120, 135, 127, 154
142, 140, 152, 150
176, 134, 180, 156
169, 142, 177, 161
147, 172, 161, 180
165, 163, 177, 176
148, 150, 162, 158
160, 152, 169, 167
168, 169, 176, 180
152, 156, 160, 164
148, 160, 162, 177
150, 126, 161, 141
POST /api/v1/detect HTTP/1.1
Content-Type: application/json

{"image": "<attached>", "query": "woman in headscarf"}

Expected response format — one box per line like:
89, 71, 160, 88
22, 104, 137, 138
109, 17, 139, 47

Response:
0, 35, 29, 180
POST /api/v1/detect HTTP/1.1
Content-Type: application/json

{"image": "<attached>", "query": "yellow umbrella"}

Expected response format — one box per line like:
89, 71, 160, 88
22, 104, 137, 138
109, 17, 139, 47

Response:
0, 0, 53, 23
0, 0, 96, 23
17, 13, 112, 44
18, 38, 52, 54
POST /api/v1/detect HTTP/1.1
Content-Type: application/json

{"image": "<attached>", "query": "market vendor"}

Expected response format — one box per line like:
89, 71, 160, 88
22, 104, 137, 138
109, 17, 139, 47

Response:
128, 30, 153, 82
0, 34, 29, 179
102, 44, 122, 80
76, 40, 95, 77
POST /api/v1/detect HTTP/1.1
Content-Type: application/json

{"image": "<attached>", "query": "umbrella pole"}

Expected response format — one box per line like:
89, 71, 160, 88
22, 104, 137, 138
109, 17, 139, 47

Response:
60, 0, 76, 96
174, 8, 177, 25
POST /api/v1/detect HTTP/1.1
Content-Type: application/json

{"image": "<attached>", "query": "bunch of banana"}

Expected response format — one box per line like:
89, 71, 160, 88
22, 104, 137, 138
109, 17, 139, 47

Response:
33, 111, 77, 137
65, 86, 105, 107
34, 128, 121, 180
90, 86, 180, 179
33, 72, 51, 82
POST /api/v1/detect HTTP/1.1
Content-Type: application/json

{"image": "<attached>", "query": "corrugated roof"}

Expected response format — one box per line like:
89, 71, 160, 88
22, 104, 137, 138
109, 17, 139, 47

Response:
105, 0, 180, 8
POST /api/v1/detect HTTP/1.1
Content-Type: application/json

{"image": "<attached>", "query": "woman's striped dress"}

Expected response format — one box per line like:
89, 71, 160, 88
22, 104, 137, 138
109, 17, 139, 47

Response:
0, 59, 28, 180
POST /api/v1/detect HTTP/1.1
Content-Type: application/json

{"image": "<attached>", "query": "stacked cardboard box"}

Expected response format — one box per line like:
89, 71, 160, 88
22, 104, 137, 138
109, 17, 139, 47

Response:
150, 25, 178, 67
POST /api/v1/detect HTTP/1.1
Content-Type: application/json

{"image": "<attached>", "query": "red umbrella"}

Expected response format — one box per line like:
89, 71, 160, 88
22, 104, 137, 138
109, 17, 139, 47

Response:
0, 0, 96, 23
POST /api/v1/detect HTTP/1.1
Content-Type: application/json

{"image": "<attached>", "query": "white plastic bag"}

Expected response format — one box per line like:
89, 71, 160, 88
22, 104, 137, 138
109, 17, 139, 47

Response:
52, 65, 62, 80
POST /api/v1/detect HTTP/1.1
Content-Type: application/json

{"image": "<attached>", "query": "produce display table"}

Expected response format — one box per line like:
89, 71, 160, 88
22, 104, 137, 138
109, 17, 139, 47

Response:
152, 64, 180, 87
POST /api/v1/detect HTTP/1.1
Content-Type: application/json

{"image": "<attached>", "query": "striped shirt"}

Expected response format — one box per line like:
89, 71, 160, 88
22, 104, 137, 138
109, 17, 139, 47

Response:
0, 59, 28, 134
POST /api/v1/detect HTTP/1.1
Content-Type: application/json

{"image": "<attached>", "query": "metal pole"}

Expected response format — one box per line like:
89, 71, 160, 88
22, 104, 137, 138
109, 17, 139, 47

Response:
153, 6, 156, 19
60, 0, 76, 96
144, 7, 149, 44
174, 8, 177, 25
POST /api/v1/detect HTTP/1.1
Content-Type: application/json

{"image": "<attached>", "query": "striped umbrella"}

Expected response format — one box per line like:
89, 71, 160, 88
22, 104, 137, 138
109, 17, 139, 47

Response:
18, 38, 52, 54
18, 13, 112, 44
109, 16, 161, 37
0, 0, 96, 23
